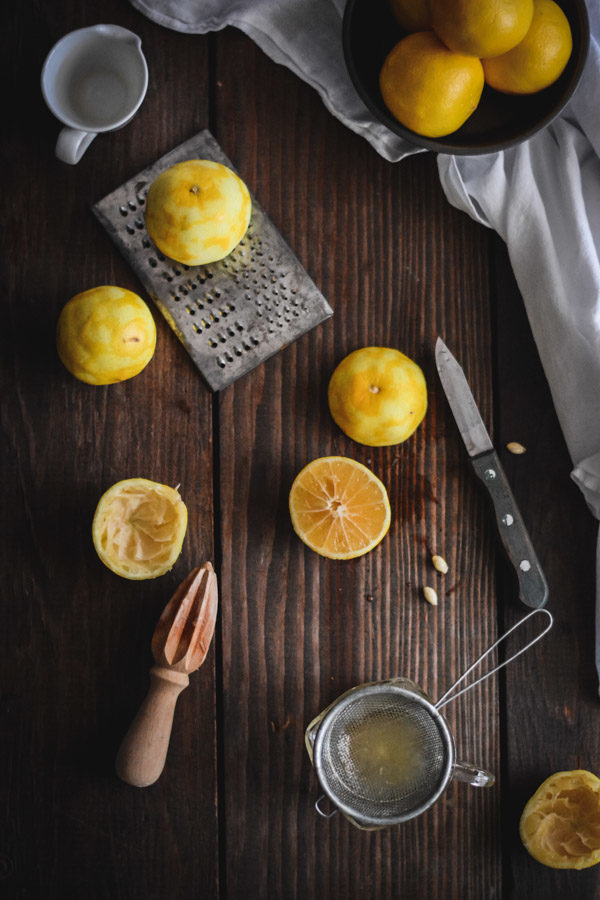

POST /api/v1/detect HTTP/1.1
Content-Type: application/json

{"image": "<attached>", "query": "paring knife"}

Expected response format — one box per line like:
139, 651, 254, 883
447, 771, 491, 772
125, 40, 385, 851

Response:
435, 337, 548, 610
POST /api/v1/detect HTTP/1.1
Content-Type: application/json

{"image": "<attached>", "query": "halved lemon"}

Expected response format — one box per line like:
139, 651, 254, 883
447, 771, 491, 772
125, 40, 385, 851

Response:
289, 456, 391, 560
92, 478, 188, 579
519, 770, 600, 869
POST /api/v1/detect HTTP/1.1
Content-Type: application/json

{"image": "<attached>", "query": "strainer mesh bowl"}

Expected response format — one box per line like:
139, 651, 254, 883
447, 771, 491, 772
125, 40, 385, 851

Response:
315, 691, 450, 823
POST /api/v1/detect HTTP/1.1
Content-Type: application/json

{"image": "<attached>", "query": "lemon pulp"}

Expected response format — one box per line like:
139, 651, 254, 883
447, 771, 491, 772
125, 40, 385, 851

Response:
92, 478, 188, 579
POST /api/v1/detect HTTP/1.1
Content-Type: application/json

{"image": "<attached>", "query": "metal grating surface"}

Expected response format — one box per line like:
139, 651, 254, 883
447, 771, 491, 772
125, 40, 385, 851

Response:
92, 130, 333, 391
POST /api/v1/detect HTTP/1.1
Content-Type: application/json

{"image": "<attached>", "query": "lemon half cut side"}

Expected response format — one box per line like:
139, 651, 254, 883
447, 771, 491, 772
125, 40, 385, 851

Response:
92, 478, 188, 580
289, 456, 391, 560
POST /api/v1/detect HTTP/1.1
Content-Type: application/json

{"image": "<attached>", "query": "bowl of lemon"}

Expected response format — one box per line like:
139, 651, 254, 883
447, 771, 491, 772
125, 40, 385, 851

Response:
342, 0, 589, 154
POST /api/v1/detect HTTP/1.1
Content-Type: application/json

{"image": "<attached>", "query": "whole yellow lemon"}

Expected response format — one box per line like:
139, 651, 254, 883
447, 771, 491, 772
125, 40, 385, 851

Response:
483, 0, 572, 94
56, 286, 156, 385
379, 31, 484, 138
328, 347, 428, 446
430, 0, 534, 58
145, 159, 252, 266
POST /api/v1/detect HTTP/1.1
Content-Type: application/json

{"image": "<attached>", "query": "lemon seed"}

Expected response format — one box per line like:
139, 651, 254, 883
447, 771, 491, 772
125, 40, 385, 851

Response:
423, 586, 438, 606
432, 554, 449, 574
507, 442, 526, 454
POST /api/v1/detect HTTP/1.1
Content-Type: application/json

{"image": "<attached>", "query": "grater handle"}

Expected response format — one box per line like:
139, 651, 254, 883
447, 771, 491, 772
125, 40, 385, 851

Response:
435, 608, 553, 710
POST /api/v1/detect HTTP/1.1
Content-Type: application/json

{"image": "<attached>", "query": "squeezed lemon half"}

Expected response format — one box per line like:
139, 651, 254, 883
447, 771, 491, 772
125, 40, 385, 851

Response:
520, 770, 600, 869
92, 478, 188, 579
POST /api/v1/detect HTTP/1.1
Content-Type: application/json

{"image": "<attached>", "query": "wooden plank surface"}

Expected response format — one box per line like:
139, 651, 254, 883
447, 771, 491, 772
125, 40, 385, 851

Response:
2, 3, 219, 898
215, 27, 501, 900
3, 1, 600, 899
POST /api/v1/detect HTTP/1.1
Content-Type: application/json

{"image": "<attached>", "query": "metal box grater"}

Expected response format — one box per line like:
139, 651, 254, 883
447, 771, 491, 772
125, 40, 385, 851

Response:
92, 130, 333, 391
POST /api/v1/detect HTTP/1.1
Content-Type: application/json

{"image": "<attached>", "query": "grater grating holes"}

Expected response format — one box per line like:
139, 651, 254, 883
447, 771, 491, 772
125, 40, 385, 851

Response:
92, 130, 332, 389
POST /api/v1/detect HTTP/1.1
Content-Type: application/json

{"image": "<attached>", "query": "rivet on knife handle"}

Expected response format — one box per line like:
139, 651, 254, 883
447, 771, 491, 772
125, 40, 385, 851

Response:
471, 451, 548, 609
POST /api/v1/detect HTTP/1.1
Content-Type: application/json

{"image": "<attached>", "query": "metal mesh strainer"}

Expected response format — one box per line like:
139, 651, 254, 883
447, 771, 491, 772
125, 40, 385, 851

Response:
308, 608, 553, 829
314, 685, 453, 826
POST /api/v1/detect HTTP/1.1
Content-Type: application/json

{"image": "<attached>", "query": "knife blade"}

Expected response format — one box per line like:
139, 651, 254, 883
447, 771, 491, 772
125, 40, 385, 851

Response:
435, 337, 548, 610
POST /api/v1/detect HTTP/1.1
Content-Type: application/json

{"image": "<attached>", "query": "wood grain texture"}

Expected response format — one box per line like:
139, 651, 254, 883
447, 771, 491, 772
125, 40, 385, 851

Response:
4, 1, 600, 898
215, 28, 501, 900
2, 2, 218, 898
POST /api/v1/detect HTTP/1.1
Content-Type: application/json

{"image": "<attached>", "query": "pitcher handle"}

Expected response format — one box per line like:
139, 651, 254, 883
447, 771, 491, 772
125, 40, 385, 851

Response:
453, 760, 495, 788
55, 127, 97, 164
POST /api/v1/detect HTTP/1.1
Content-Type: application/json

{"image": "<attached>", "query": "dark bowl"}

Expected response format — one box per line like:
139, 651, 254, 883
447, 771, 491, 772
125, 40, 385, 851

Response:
342, 0, 590, 155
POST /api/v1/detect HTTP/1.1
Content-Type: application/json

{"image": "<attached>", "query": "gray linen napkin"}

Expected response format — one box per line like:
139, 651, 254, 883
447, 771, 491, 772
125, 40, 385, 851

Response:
130, 0, 600, 683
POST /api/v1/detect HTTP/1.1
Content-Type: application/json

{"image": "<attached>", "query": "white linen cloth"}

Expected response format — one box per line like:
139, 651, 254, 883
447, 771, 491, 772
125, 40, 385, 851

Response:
130, 0, 600, 683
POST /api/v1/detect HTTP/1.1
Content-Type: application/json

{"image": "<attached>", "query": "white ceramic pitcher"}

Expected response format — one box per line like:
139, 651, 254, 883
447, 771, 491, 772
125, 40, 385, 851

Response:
41, 24, 148, 164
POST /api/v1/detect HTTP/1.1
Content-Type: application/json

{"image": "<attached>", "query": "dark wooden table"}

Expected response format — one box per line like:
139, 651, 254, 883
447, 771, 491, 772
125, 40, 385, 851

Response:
3, 1, 600, 897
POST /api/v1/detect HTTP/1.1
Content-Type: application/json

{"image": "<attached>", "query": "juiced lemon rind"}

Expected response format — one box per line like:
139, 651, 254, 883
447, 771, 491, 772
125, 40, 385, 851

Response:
92, 477, 188, 579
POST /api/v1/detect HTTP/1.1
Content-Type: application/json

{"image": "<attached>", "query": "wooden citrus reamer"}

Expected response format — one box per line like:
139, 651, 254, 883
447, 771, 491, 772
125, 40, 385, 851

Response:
116, 561, 218, 787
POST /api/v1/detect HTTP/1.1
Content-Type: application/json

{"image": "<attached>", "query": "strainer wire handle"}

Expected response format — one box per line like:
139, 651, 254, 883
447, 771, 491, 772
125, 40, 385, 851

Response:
435, 608, 553, 710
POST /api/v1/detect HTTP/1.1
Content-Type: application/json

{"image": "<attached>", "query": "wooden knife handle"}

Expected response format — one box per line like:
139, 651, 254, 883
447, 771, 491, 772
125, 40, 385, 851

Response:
115, 666, 189, 787
471, 450, 549, 610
